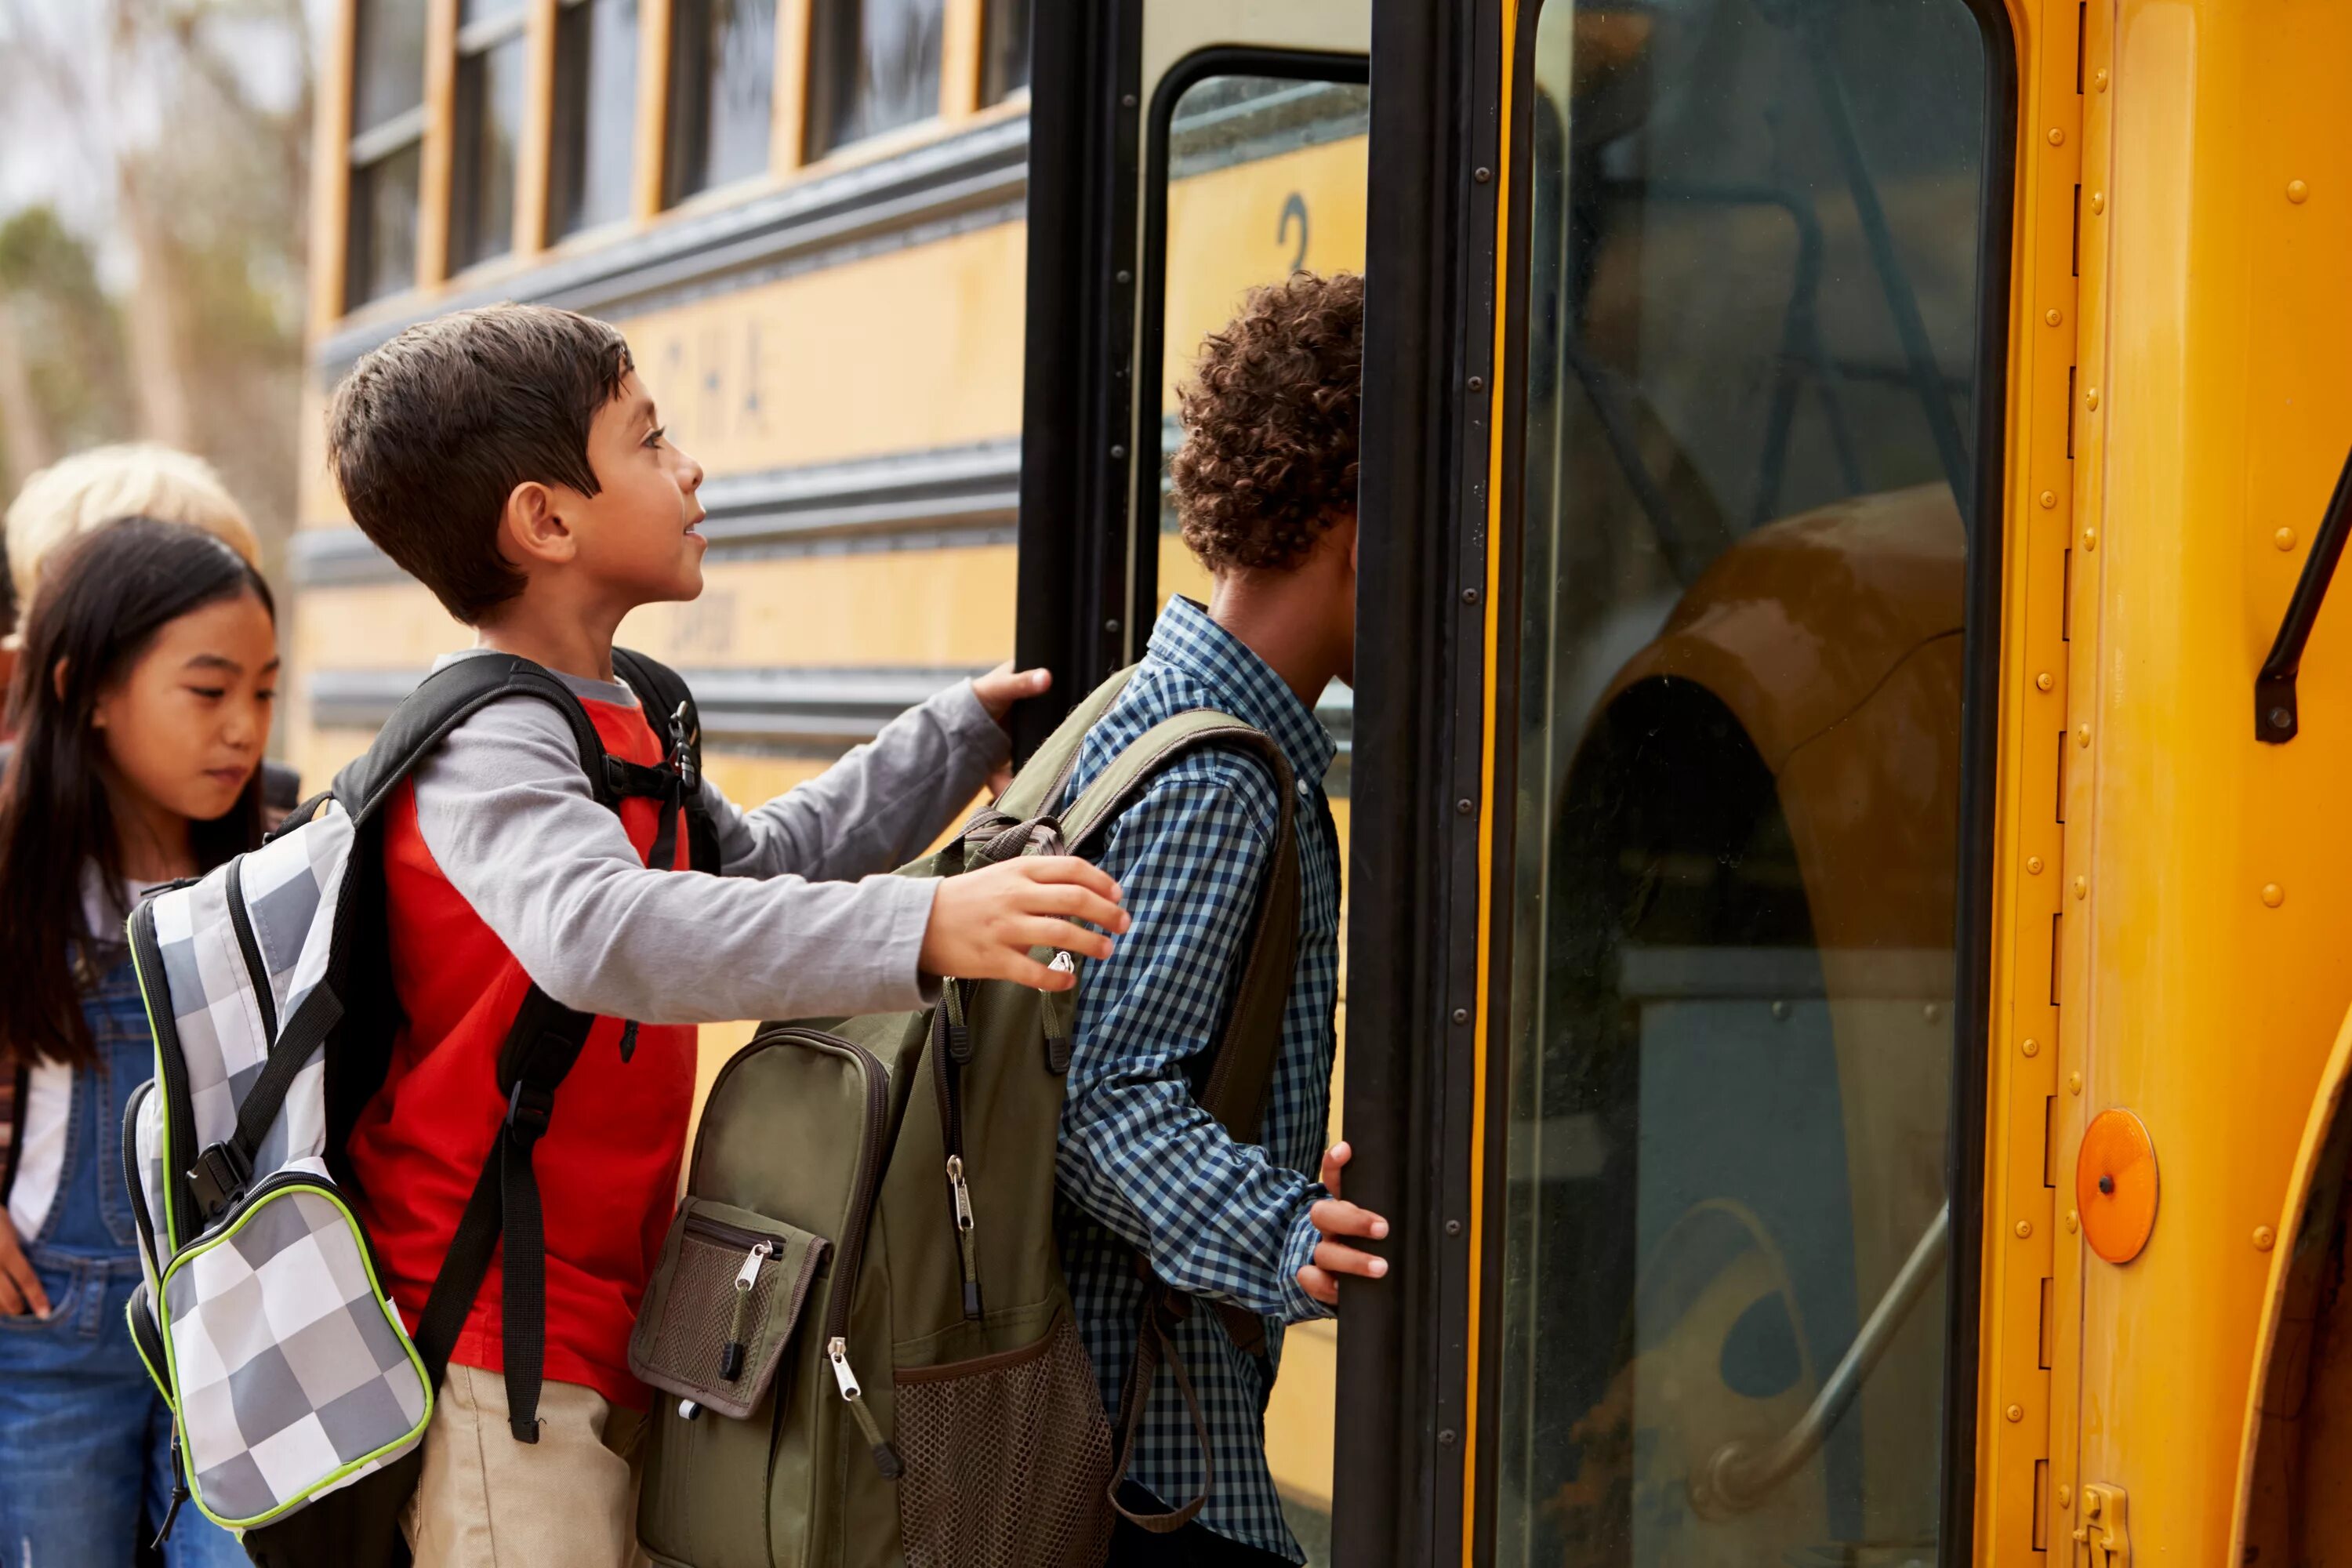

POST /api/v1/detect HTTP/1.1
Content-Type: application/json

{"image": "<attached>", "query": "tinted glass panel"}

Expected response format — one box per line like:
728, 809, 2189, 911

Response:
664, 0, 776, 201
346, 141, 423, 307
806, 0, 944, 158
552, 0, 641, 237
982, 0, 1030, 104
450, 34, 527, 269
353, 0, 428, 132
1494, 2, 1991, 1563
460, 0, 525, 20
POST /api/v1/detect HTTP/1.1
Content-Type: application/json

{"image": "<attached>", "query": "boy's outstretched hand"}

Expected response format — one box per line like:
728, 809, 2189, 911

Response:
920, 856, 1127, 990
1298, 1142, 1390, 1307
972, 662, 1052, 795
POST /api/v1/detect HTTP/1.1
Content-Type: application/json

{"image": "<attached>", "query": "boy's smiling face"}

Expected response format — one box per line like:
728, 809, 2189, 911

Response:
560, 370, 708, 605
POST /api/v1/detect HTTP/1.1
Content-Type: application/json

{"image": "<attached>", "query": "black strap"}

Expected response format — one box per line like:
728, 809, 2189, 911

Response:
611, 648, 719, 873
186, 982, 347, 1223
408, 988, 597, 1443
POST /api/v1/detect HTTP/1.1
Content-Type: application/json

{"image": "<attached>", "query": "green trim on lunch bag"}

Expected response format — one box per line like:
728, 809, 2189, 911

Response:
125, 911, 181, 1255
154, 1178, 435, 1531
126, 1290, 172, 1407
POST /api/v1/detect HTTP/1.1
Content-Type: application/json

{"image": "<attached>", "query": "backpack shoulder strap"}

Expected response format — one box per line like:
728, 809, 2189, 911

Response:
991, 664, 1143, 822
609, 646, 719, 873
331, 652, 615, 827
1057, 709, 1299, 1145
1076, 710, 1304, 1532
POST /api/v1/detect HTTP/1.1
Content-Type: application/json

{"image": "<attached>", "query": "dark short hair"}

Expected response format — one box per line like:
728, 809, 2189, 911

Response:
1171, 270, 1364, 574
326, 304, 633, 622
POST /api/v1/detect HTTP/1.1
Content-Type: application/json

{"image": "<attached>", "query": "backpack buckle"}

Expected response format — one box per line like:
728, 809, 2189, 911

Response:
668, 702, 699, 793
506, 1082, 554, 1139
187, 1141, 252, 1221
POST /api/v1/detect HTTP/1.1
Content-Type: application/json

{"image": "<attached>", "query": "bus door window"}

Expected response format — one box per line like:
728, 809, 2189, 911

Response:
1139, 55, 1369, 1563
1494, 1, 1994, 1561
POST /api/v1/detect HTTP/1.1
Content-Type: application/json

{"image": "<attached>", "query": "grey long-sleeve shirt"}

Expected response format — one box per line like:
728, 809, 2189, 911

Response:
408, 651, 1004, 1025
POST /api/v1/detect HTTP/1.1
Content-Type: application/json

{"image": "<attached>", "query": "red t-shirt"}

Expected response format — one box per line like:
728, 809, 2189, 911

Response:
347, 692, 695, 1410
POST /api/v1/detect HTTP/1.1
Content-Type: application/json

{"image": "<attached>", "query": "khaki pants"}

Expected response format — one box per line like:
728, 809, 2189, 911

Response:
404, 1365, 648, 1568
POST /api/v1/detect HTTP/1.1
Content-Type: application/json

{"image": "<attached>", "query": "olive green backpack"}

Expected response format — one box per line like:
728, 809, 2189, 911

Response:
631, 668, 1300, 1568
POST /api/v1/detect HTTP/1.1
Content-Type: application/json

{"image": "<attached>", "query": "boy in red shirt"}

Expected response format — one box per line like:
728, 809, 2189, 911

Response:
324, 304, 1125, 1566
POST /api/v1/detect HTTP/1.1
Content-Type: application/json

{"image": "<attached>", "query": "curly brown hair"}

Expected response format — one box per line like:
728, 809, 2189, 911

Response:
1171, 270, 1363, 574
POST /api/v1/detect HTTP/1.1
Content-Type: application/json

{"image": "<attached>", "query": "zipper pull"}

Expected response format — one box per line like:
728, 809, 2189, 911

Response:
1049, 949, 1075, 976
153, 1430, 189, 1546
721, 1240, 771, 1380
947, 1156, 982, 1319
618, 1020, 640, 1063
828, 1336, 905, 1479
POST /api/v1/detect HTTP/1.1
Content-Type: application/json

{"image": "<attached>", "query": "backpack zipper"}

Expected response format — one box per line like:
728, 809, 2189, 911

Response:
929, 986, 983, 1320
223, 856, 279, 1045
721, 1239, 771, 1380
723, 1025, 904, 1479
121, 1080, 162, 1279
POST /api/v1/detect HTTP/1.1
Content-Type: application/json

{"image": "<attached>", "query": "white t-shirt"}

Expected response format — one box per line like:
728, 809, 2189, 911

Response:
5, 875, 158, 1242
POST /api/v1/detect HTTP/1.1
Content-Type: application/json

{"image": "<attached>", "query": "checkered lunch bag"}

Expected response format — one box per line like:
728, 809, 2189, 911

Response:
122, 648, 715, 1566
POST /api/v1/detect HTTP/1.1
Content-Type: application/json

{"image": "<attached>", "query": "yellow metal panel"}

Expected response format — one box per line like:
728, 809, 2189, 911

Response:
772, 0, 812, 176
514, 0, 560, 256
619, 223, 1029, 470
633, 0, 674, 220
617, 546, 1022, 666
939, 0, 985, 122
417, 0, 461, 286
2064, 0, 2352, 1556
1970, 2, 2076, 1563
308, 1, 358, 339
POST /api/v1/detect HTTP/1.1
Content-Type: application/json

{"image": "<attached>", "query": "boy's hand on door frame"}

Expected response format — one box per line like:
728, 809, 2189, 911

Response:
1298, 1141, 1390, 1307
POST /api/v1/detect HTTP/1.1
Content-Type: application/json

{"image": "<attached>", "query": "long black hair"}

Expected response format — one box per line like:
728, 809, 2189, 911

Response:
0, 517, 275, 1069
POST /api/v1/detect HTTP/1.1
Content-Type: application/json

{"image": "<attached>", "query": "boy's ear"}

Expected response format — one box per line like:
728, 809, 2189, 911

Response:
500, 481, 577, 570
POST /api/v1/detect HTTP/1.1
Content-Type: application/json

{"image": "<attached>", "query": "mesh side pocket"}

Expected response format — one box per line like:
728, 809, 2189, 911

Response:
893, 1313, 1114, 1568
629, 1201, 826, 1421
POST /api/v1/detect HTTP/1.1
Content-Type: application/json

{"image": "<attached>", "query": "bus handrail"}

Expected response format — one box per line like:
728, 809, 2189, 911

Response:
2256, 444, 2352, 743
1688, 1200, 1951, 1519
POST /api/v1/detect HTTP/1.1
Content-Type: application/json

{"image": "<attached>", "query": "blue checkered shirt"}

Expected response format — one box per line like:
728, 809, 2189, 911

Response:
1054, 595, 1342, 1562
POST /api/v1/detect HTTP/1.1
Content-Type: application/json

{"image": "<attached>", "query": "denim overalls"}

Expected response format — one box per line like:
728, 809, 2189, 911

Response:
0, 948, 247, 1566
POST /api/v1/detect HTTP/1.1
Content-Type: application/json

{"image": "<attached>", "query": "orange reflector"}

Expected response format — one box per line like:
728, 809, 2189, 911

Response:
2076, 1109, 2158, 1264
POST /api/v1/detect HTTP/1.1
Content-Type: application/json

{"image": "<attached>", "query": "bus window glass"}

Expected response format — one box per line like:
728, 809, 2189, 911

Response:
354, 0, 427, 133
806, 0, 945, 159
665, 0, 777, 203
1495, 2, 1991, 1563
451, 29, 528, 269
981, 0, 1029, 104
460, 0, 524, 20
347, 0, 428, 307
552, 0, 641, 238
1153, 71, 1370, 613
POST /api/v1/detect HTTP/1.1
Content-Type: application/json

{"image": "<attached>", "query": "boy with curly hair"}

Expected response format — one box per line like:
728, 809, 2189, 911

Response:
1056, 270, 1388, 1566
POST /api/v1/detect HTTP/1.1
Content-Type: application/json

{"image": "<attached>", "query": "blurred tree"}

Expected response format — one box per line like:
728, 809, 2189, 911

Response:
0, 0, 313, 583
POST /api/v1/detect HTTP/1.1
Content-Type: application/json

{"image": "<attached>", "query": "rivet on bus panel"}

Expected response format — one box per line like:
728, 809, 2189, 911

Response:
2263, 884, 2285, 908
2090, 191, 2105, 214
2060, 1483, 2074, 1508
2277, 528, 2298, 551
2070, 1073, 2084, 1096
2016, 1220, 2033, 1239
2074, 877, 2087, 900
2082, 527, 2098, 550
2093, 68, 2109, 91
2066, 1209, 2080, 1232
2027, 856, 2045, 874
2084, 387, 2100, 411
2036, 672, 2054, 691
2077, 724, 2092, 748
2046, 308, 2063, 327
2047, 127, 2065, 146
2023, 1038, 2041, 1057
2255, 1225, 2278, 1252
2040, 490, 2058, 510
2005, 1404, 2024, 1422
2288, 180, 2310, 205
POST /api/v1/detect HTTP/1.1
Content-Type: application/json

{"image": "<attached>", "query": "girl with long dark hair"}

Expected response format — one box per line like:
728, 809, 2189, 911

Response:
0, 517, 276, 1565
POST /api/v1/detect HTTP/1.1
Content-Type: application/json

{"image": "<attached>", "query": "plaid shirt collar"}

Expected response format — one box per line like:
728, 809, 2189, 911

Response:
1145, 596, 1338, 793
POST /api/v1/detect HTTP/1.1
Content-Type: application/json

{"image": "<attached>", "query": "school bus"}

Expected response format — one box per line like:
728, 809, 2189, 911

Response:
296, 0, 2352, 1562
